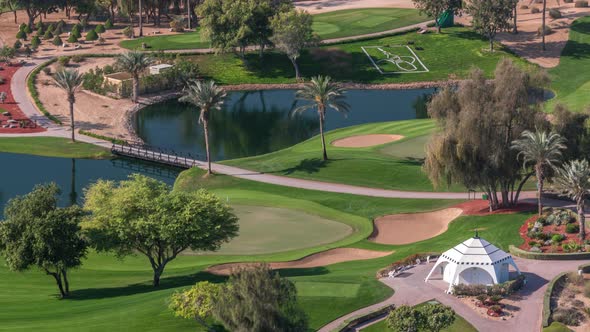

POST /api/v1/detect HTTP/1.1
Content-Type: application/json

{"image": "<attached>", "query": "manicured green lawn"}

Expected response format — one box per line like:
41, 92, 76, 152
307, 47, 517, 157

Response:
188, 26, 528, 85
221, 119, 466, 191
0, 137, 111, 159
547, 16, 590, 112
543, 322, 572, 332
120, 8, 429, 50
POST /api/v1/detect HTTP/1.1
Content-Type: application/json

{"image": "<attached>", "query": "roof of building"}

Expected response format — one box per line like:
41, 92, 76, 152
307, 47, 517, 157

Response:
439, 236, 513, 266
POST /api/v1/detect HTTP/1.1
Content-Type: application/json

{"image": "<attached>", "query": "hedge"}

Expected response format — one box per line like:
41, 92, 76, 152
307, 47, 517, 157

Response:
376, 252, 439, 278
509, 245, 590, 260
334, 304, 395, 332
27, 58, 62, 124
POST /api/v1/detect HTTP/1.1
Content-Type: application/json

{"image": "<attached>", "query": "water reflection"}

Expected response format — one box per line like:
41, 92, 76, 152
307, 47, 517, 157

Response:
135, 88, 436, 160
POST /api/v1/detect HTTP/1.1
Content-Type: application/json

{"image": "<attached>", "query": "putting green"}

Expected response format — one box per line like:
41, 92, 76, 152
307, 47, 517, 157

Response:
185, 205, 352, 255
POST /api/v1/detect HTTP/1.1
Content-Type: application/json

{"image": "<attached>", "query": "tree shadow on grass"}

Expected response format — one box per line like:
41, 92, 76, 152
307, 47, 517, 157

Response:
397, 157, 425, 167
281, 158, 331, 175
276, 266, 330, 278
67, 271, 227, 301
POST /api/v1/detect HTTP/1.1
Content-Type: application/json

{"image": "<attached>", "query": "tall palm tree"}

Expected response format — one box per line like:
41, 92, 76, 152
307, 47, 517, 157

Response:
553, 159, 590, 239
179, 80, 227, 174
512, 130, 567, 215
116, 51, 152, 103
293, 76, 350, 161
53, 69, 84, 142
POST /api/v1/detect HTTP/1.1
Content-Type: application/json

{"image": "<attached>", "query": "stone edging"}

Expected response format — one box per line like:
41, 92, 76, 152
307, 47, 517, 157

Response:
509, 245, 590, 260
123, 91, 182, 143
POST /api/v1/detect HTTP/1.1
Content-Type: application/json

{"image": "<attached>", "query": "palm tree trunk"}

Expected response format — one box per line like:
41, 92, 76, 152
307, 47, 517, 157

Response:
203, 119, 212, 174
513, 4, 518, 34
542, 0, 547, 51
579, 198, 586, 239
69, 99, 76, 142
139, 0, 144, 37
536, 165, 543, 216
132, 75, 139, 103
318, 108, 327, 161
290, 57, 300, 80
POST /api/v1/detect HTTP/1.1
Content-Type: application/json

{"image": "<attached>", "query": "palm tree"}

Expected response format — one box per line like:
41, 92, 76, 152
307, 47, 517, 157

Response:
179, 80, 226, 174
116, 51, 152, 103
553, 159, 590, 239
293, 76, 350, 161
53, 69, 84, 142
512, 130, 566, 215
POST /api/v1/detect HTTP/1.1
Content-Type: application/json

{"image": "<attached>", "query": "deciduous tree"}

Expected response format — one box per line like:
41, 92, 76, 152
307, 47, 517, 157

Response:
83, 174, 239, 287
169, 281, 222, 332
467, 0, 517, 51
411, 0, 462, 33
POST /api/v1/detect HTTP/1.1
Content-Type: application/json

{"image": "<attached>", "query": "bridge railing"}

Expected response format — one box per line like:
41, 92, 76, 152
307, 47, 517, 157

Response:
111, 141, 205, 169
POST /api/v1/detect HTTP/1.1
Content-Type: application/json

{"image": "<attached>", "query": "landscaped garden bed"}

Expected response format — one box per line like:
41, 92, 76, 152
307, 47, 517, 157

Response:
545, 272, 590, 331
519, 208, 590, 253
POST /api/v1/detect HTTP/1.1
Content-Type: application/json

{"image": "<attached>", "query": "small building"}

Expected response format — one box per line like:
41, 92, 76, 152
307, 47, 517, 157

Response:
105, 72, 134, 97
425, 232, 521, 293
149, 64, 173, 75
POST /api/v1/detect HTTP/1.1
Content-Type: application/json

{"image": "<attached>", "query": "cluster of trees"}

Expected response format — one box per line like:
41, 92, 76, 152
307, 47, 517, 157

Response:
170, 265, 308, 331
0, 174, 239, 295
386, 303, 456, 332
198, 0, 316, 79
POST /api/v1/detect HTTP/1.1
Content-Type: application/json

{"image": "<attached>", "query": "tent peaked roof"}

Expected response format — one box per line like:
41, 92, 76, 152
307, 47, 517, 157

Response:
440, 237, 512, 265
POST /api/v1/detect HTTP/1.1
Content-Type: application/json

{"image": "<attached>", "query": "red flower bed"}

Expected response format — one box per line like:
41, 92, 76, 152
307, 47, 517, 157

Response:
0, 62, 45, 134
453, 200, 536, 216
519, 214, 588, 252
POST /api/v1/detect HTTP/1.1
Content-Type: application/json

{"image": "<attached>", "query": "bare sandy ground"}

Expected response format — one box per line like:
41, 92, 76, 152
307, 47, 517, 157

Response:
369, 208, 463, 245
331, 134, 404, 147
295, 0, 415, 14
206, 248, 393, 276
457, 0, 590, 68
35, 57, 137, 140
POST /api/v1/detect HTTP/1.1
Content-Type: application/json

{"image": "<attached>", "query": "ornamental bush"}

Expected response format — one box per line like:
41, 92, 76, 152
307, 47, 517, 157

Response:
122, 26, 133, 38
47, 23, 55, 32
95, 24, 106, 34
105, 18, 113, 29
58, 56, 70, 67
43, 30, 53, 40
16, 30, 26, 40
14, 40, 22, 50
67, 34, 78, 43
31, 36, 41, 49
566, 223, 580, 234
53, 35, 63, 47
549, 8, 562, 19
71, 25, 81, 38
85, 29, 98, 41
24, 25, 32, 34
35, 21, 44, 31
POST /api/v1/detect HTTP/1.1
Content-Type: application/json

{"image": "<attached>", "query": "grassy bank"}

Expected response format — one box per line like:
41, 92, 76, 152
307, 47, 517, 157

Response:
221, 119, 464, 191
0, 137, 111, 159
120, 8, 428, 50
547, 16, 590, 112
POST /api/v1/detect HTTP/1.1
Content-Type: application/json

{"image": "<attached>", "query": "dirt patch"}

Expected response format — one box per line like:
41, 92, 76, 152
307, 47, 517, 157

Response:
369, 208, 463, 245
206, 248, 393, 276
295, 0, 416, 14
332, 134, 404, 147
453, 200, 536, 216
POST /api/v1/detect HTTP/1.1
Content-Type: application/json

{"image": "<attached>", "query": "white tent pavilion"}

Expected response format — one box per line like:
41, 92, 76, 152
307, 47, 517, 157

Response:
425, 232, 521, 293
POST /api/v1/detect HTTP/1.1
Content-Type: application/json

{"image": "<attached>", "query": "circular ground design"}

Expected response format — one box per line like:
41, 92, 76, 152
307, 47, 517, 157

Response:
370, 208, 463, 245
331, 134, 404, 148
185, 205, 352, 255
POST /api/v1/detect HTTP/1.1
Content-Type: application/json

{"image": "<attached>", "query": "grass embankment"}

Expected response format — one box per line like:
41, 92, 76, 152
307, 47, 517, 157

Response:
547, 16, 590, 112
0, 137, 111, 159
222, 119, 466, 191
0, 168, 529, 331
120, 8, 429, 50
187, 26, 527, 85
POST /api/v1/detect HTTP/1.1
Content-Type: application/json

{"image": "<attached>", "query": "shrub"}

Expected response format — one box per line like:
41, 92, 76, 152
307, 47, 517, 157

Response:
105, 18, 113, 29
35, 21, 44, 31
584, 307, 590, 318
13, 40, 22, 50
584, 283, 590, 298
58, 56, 70, 67
566, 223, 580, 234
31, 36, 41, 49
57, 19, 66, 30
23, 46, 32, 56
532, 7, 541, 13
564, 0, 574, 2
43, 30, 53, 40
24, 25, 32, 34
170, 17, 185, 32
552, 234, 565, 244
85, 29, 98, 41
67, 34, 78, 43
375, 253, 438, 278
553, 307, 584, 326
95, 24, 106, 34
71, 25, 81, 38
97, 37, 106, 45
47, 23, 55, 32
567, 272, 585, 286
42, 67, 51, 75
520, 4, 529, 9
71, 55, 84, 63
575, 0, 589, 7
123, 26, 133, 38
549, 8, 562, 19
19, 23, 26, 31
16, 30, 26, 40
453, 283, 488, 296
54, 25, 63, 36
52, 35, 62, 46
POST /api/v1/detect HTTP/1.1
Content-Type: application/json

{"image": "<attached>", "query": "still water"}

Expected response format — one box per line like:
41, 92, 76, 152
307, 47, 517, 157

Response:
134, 88, 434, 161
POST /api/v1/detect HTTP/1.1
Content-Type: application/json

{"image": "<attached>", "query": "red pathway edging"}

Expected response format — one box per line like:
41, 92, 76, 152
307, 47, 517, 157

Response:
453, 199, 536, 216
0, 62, 45, 134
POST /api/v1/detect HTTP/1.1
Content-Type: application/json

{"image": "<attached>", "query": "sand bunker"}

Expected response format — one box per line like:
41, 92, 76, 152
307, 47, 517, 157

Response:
332, 134, 404, 148
370, 208, 463, 245
206, 248, 393, 276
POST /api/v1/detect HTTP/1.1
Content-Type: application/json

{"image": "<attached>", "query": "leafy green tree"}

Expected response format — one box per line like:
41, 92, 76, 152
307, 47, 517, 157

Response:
553, 159, 590, 239
419, 303, 456, 332
0, 46, 16, 62
0, 183, 87, 298
71, 24, 82, 38
67, 34, 78, 43
213, 264, 308, 332
552, 104, 590, 161
386, 305, 422, 332
115, 51, 153, 103
24, 24, 32, 34
53, 69, 84, 142
179, 80, 227, 174
53, 35, 63, 46
95, 24, 106, 34
294, 75, 350, 161
31, 35, 41, 49
85, 29, 98, 41
467, 0, 517, 51
269, 8, 316, 79
386, 304, 455, 332
1, 0, 20, 23
411, 0, 462, 33
169, 281, 222, 331
83, 174, 239, 287
35, 19, 44, 31
16, 29, 27, 40
43, 29, 54, 40
512, 130, 566, 215
425, 59, 550, 211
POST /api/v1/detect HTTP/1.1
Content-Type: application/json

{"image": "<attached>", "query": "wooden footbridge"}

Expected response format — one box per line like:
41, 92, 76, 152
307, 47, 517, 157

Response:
111, 142, 205, 169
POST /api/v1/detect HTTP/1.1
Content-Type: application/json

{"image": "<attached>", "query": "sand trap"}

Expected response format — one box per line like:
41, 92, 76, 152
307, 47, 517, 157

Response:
206, 248, 393, 276
370, 208, 463, 245
332, 134, 404, 148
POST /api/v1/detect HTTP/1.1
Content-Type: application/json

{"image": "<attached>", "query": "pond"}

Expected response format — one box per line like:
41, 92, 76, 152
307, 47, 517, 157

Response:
0, 153, 180, 208
134, 88, 435, 161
